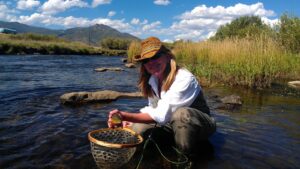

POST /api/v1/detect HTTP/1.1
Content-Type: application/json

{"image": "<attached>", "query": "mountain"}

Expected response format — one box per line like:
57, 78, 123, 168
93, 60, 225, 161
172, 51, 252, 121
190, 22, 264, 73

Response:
60, 24, 138, 45
0, 21, 139, 45
0, 21, 63, 35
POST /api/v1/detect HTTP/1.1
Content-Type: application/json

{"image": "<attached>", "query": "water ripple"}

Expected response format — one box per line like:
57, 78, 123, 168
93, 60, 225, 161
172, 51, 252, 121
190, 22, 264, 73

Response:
0, 55, 299, 169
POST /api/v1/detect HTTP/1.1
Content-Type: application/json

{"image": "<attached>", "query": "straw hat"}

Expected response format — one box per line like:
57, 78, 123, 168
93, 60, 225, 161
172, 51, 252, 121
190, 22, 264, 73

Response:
133, 36, 162, 62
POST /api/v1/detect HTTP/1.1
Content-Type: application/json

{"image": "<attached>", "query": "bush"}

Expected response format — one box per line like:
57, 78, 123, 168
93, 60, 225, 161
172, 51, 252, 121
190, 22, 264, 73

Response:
278, 14, 300, 53
211, 16, 274, 40
100, 38, 132, 50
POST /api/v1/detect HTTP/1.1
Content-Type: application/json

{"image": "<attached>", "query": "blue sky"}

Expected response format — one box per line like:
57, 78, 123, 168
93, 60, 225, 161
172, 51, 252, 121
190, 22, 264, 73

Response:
0, 0, 299, 42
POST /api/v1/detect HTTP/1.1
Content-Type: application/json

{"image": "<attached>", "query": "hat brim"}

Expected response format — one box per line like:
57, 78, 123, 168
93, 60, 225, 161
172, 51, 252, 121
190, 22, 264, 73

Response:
133, 50, 159, 62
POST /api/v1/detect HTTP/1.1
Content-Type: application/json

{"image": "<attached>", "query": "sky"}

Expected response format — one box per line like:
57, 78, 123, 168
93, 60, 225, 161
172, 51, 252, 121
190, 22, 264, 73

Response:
0, 0, 299, 42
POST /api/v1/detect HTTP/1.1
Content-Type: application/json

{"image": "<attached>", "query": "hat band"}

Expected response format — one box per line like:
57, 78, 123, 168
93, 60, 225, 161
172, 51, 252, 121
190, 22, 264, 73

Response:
141, 45, 160, 56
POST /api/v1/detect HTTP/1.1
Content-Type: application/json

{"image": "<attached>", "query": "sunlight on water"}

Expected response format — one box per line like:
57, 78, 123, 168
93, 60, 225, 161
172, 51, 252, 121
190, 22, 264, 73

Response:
0, 55, 299, 169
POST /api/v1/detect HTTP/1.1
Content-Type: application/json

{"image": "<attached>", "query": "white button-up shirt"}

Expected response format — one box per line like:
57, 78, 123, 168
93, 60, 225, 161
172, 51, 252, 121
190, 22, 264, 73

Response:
140, 68, 201, 125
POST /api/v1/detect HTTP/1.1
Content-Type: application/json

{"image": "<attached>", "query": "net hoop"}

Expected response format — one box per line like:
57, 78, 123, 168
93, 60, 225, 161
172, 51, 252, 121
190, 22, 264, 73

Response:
88, 127, 143, 148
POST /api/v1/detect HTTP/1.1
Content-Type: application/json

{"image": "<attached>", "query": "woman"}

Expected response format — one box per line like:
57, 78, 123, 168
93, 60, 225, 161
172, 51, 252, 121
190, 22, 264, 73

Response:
107, 36, 216, 155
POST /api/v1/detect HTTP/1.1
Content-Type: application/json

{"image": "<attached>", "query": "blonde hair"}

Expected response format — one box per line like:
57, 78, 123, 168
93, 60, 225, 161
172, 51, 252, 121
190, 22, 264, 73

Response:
138, 46, 179, 98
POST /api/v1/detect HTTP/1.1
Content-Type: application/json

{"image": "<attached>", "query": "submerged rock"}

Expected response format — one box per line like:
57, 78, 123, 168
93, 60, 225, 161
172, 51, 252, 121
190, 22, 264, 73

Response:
125, 63, 136, 68
60, 90, 142, 105
220, 95, 242, 105
216, 94, 242, 111
288, 81, 300, 89
94, 67, 124, 72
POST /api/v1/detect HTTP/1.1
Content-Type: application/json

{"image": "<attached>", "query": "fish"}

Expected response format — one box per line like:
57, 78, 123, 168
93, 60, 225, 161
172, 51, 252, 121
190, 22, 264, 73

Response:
111, 113, 122, 125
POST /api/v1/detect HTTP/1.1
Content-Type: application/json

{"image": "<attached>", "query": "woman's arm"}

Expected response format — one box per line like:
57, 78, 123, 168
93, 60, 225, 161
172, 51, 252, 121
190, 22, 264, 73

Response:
120, 111, 155, 123
108, 109, 155, 128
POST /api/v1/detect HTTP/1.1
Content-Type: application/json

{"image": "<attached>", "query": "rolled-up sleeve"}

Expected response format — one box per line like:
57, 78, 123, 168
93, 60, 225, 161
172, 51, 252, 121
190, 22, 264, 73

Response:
140, 69, 200, 125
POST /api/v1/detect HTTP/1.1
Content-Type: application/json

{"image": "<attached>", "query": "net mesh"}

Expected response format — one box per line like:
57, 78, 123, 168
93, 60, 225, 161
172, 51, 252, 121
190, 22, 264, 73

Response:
88, 128, 143, 169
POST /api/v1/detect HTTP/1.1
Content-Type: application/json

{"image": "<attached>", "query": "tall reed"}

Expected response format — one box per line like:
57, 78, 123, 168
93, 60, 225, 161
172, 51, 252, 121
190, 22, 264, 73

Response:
173, 37, 300, 88
127, 40, 141, 63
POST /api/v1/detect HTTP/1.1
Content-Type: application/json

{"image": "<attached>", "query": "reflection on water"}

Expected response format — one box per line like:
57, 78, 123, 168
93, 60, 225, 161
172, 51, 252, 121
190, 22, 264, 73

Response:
205, 86, 300, 169
0, 55, 299, 169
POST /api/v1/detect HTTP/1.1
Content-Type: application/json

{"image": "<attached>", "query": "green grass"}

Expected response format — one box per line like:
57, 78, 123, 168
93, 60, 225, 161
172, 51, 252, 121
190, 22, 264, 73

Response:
172, 37, 300, 88
0, 33, 126, 56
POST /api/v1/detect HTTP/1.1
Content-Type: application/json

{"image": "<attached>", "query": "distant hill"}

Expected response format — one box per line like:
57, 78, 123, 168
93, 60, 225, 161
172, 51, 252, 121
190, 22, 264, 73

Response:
0, 21, 63, 35
60, 24, 138, 45
0, 21, 139, 45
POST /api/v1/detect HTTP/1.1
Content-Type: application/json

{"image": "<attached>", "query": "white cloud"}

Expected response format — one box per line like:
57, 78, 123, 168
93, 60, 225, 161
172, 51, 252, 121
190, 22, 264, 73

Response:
107, 11, 116, 17
1, 1, 279, 42
261, 17, 279, 28
40, 0, 88, 15
92, 18, 131, 31
180, 3, 274, 20
175, 30, 204, 41
130, 31, 142, 37
172, 18, 219, 30
92, 0, 111, 8
142, 21, 161, 31
19, 13, 91, 27
170, 2, 276, 41
0, 2, 18, 21
206, 31, 216, 39
17, 0, 40, 10
154, 0, 170, 6
19, 13, 54, 25
141, 19, 148, 25
162, 39, 173, 43
131, 18, 140, 25
18, 12, 131, 31
131, 18, 148, 25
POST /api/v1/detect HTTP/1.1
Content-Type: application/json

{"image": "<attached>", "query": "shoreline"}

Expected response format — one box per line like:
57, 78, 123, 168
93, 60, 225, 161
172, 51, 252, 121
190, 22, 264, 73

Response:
0, 34, 127, 56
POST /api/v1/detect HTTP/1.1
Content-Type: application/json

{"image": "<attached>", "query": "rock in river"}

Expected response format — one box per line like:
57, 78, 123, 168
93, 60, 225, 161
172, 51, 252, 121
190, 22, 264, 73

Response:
125, 63, 136, 68
94, 67, 124, 72
288, 81, 300, 89
220, 95, 242, 105
216, 94, 243, 111
60, 90, 142, 105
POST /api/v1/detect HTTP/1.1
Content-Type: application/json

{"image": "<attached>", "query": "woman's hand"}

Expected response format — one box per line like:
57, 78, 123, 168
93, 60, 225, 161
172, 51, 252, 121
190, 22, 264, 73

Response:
122, 121, 133, 128
108, 109, 133, 128
107, 109, 123, 128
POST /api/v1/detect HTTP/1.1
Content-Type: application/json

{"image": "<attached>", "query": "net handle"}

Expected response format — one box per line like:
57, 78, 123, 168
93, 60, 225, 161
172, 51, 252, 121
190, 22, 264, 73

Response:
88, 127, 144, 148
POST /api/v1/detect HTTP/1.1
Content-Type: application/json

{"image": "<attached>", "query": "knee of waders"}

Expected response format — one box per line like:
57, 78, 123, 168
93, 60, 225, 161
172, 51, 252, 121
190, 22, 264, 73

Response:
171, 107, 191, 124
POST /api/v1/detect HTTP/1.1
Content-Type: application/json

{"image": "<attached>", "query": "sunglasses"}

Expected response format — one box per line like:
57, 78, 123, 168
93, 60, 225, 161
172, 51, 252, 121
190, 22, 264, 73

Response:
142, 53, 161, 64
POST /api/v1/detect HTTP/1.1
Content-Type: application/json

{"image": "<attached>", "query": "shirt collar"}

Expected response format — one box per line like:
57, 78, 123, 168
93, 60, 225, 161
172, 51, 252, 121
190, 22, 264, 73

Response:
148, 75, 160, 97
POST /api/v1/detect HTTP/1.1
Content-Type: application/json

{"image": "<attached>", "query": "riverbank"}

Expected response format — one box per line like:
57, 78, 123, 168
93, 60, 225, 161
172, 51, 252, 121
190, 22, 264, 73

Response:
2, 33, 300, 88
0, 34, 126, 56
127, 38, 300, 88
174, 38, 300, 88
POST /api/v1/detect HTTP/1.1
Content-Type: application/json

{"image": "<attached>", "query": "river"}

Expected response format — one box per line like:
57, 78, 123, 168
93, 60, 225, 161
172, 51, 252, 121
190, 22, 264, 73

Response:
0, 55, 299, 169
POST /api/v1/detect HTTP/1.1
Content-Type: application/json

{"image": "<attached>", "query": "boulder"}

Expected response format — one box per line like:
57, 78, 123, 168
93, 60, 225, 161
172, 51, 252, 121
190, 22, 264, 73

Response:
288, 81, 300, 89
216, 95, 242, 111
125, 63, 136, 68
220, 95, 242, 105
94, 67, 124, 72
121, 58, 128, 63
60, 90, 142, 105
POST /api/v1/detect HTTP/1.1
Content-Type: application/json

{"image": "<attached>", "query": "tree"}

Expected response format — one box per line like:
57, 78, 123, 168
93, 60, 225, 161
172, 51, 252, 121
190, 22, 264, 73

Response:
279, 14, 300, 53
211, 16, 273, 40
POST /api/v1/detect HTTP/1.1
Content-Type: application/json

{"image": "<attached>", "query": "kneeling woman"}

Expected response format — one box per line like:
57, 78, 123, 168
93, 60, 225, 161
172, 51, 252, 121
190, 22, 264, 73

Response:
107, 37, 216, 155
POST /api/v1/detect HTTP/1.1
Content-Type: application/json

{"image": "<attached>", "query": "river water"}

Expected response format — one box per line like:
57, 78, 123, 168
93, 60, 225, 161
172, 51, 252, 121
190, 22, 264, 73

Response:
0, 55, 299, 169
